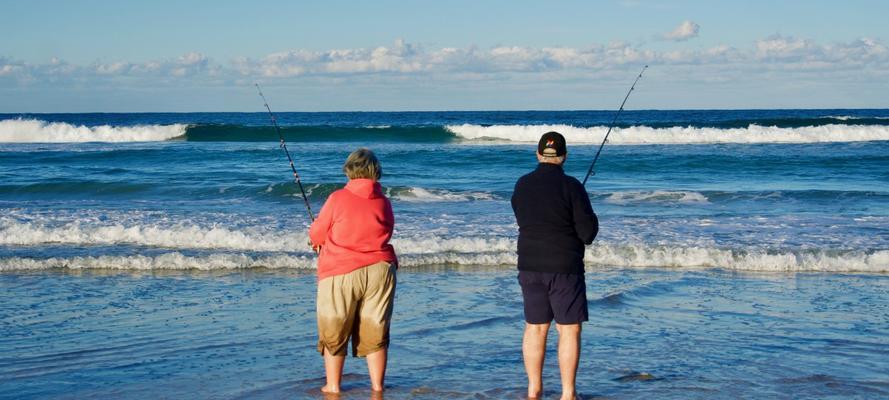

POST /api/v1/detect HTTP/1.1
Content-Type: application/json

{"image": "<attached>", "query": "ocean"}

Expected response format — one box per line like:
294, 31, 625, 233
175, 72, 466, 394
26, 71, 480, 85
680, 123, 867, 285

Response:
1, 110, 888, 398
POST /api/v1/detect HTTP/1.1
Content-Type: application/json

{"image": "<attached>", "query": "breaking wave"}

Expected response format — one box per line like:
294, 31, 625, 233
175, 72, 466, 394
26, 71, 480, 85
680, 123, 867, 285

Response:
2, 246, 886, 273
5, 118, 889, 145
0, 119, 187, 143
446, 124, 889, 144
1, 220, 886, 272
0, 219, 303, 251
0, 119, 454, 143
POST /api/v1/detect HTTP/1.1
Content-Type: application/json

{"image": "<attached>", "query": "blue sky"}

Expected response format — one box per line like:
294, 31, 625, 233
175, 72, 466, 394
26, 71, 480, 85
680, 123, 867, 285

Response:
1, 0, 887, 111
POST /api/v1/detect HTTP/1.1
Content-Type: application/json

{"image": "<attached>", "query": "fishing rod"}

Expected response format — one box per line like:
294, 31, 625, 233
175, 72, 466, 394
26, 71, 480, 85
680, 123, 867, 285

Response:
581, 65, 648, 186
255, 83, 315, 221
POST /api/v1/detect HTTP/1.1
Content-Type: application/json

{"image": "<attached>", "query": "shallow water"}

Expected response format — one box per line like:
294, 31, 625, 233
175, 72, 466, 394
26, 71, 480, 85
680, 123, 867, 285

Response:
2, 266, 887, 399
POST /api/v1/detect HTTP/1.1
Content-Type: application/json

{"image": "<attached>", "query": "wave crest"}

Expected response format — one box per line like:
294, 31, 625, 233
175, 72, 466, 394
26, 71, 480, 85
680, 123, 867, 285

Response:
0, 119, 187, 143
0, 253, 316, 271
2, 218, 886, 272
0, 219, 307, 251
2, 246, 885, 272
6, 119, 889, 144
445, 123, 889, 144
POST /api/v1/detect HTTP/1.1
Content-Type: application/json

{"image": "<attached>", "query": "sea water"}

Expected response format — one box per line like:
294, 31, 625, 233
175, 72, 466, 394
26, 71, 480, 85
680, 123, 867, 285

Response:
1, 110, 888, 398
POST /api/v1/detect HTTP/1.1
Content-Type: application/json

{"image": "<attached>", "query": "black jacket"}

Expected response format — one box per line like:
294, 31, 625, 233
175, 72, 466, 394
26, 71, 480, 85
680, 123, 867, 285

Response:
511, 163, 598, 274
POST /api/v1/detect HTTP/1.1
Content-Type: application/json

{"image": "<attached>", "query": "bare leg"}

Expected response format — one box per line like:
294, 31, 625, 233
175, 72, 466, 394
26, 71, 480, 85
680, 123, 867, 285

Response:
366, 348, 388, 392
321, 347, 345, 394
556, 323, 582, 400
523, 322, 550, 398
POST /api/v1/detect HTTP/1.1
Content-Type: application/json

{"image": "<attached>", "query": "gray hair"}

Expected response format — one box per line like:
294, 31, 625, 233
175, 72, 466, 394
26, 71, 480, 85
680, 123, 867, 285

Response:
343, 148, 382, 180
537, 152, 566, 165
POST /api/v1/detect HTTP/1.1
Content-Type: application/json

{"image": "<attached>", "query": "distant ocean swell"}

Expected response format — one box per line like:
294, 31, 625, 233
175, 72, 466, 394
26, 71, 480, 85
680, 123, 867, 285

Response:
0, 181, 499, 202
4, 118, 889, 144
2, 180, 885, 205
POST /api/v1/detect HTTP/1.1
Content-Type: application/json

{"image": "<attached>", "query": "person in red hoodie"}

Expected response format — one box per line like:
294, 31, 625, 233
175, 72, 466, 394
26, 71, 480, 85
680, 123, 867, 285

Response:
309, 148, 398, 395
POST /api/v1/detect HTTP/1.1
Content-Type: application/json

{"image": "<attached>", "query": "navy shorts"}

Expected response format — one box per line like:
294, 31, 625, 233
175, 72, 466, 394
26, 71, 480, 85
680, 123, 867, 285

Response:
518, 270, 588, 324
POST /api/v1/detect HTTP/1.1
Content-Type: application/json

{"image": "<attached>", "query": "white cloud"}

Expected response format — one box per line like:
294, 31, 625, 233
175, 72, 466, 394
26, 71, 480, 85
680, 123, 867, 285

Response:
755, 35, 814, 60
0, 52, 216, 84
232, 41, 669, 77
2, 37, 887, 89
664, 21, 700, 41
0, 57, 24, 76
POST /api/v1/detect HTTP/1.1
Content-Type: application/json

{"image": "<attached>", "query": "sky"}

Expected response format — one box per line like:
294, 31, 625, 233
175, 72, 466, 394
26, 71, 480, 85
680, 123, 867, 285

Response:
1, 0, 888, 112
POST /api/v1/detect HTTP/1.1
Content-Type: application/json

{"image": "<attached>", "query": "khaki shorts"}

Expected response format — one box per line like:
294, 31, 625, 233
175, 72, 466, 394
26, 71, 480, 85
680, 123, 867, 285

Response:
316, 261, 396, 357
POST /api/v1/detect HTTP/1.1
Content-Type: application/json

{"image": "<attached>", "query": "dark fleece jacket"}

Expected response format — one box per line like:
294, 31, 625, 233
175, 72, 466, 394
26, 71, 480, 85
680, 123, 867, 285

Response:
511, 163, 599, 274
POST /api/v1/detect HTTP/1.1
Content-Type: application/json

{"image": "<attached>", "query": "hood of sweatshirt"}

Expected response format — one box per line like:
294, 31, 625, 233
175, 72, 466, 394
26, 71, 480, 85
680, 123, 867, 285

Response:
344, 178, 383, 199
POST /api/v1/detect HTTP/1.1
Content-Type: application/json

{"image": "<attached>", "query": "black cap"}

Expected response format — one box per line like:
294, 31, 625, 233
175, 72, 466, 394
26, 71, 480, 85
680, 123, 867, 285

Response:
537, 131, 567, 157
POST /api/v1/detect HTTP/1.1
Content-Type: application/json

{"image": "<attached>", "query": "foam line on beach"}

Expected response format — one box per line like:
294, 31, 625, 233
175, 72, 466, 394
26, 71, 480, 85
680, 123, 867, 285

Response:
2, 246, 886, 273
0, 119, 187, 143
445, 123, 889, 144
3, 218, 887, 272
0, 253, 316, 271
0, 218, 516, 253
0, 219, 308, 251
586, 245, 889, 272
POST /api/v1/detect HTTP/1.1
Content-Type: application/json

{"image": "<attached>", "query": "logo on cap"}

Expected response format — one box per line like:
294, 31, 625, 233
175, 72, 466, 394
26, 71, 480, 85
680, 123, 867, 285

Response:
538, 131, 566, 157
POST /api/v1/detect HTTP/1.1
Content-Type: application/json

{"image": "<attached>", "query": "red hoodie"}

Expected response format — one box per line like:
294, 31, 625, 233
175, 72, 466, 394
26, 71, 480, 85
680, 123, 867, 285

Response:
309, 178, 397, 280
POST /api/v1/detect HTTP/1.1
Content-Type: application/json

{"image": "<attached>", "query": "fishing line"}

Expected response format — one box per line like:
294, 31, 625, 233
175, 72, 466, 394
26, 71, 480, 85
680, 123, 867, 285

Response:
581, 65, 648, 186
255, 84, 315, 221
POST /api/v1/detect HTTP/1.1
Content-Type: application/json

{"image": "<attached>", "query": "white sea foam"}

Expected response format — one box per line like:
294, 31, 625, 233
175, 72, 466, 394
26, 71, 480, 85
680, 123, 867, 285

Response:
390, 187, 495, 202
0, 218, 513, 255
826, 115, 889, 121
586, 245, 889, 273
445, 123, 889, 144
605, 190, 709, 204
2, 246, 885, 272
3, 217, 886, 272
0, 218, 513, 254
0, 253, 316, 271
0, 219, 308, 251
1, 220, 886, 272
0, 119, 187, 143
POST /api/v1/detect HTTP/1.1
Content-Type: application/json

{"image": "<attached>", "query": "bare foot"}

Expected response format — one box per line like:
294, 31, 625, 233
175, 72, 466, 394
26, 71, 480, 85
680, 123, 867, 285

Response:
528, 391, 542, 399
320, 385, 341, 396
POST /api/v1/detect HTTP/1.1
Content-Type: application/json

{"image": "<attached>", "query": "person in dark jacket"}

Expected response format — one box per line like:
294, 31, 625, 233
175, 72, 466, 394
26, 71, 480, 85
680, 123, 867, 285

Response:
511, 131, 598, 400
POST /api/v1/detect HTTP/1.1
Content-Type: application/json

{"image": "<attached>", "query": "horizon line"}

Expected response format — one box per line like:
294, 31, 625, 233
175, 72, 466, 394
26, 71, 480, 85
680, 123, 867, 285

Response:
3, 107, 889, 115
